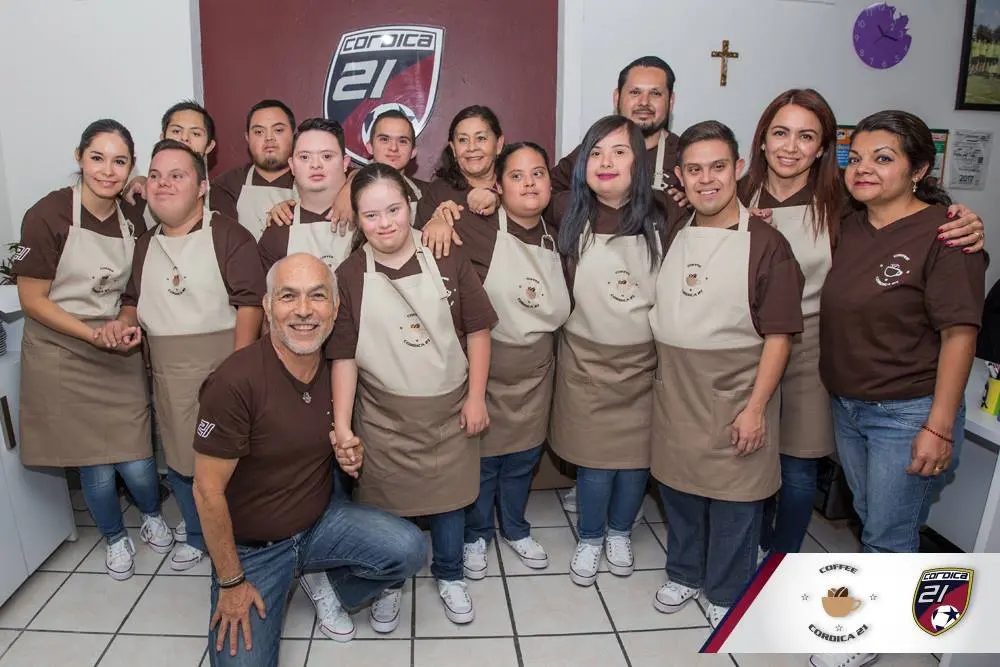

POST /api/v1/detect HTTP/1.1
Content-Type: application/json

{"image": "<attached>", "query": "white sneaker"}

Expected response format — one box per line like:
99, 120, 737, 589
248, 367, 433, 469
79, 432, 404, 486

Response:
569, 541, 602, 586
653, 580, 700, 613
503, 536, 549, 569
139, 514, 174, 554
369, 587, 403, 634
437, 579, 474, 624
604, 535, 634, 576
462, 538, 488, 580
300, 572, 356, 642
561, 485, 578, 512
706, 602, 730, 629
757, 546, 768, 567
170, 544, 205, 571
106, 537, 136, 581
809, 654, 879, 667
173, 520, 188, 543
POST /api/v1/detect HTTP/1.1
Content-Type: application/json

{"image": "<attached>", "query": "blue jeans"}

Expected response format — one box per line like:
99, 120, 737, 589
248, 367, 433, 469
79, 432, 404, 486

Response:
78, 457, 162, 544
428, 508, 465, 581
831, 395, 964, 553
167, 467, 206, 552
465, 445, 543, 545
208, 495, 425, 667
576, 467, 649, 543
760, 454, 819, 553
659, 484, 762, 607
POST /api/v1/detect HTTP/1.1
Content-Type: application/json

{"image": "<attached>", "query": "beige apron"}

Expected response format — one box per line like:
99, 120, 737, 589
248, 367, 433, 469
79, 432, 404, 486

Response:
549, 227, 657, 469
353, 230, 478, 516
651, 130, 669, 192
403, 175, 422, 220
236, 167, 297, 241
287, 203, 353, 272
750, 190, 835, 459
20, 186, 151, 468
649, 205, 780, 502
138, 212, 237, 476
480, 209, 570, 456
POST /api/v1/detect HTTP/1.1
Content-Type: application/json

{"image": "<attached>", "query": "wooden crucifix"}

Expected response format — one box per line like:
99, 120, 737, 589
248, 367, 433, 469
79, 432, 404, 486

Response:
711, 39, 739, 86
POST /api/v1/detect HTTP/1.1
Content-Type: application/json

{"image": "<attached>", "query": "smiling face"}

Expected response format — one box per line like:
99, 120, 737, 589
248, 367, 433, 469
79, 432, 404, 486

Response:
366, 116, 416, 171
762, 103, 824, 183
246, 106, 293, 172
289, 129, 349, 196
76, 132, 133, 201
845, 129, 924, 206
585, 125, 634, 205
162, 109, 215, 157
613, 65, 672, 136
146, 148, 207, 226
449, 116, 503, 181
676, 139, 744, 217
265, 254, 337, 356
356, 178, 412, 255
498, 147, 551, 220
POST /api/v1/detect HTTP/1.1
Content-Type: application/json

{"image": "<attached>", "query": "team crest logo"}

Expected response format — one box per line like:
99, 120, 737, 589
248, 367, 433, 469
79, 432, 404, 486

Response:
400, 312, 431, 348
608, 270, 638, 303
517, 277, 544, 309
323, 25, 445, 164
682, 262, 706, 297
167, 267, 187, 296
91, 266, 118, 295
874, 252, 911, 288
913, 568, 973, 636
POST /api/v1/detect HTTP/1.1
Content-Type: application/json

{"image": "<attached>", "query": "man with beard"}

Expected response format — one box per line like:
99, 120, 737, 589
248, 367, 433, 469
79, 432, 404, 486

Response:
193, 254, 426, 663
212, 99, 298, 240
551, 56, 681, 213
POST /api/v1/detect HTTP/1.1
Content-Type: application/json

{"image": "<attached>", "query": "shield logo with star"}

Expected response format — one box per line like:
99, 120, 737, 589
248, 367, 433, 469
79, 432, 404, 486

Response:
912, 568, 973, 636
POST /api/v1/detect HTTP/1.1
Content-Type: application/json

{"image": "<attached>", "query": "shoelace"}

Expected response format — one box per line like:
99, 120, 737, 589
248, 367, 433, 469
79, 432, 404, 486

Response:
441, 581, 470, 605
574, 544, 601, 567
374, 590, 401, 616
141, 516, 169, 542
607, 537, 632, 561
108, 539, 133, 564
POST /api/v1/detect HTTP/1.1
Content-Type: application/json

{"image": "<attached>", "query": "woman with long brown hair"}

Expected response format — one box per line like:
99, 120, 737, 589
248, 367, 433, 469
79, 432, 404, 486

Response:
741, 90, 985, 557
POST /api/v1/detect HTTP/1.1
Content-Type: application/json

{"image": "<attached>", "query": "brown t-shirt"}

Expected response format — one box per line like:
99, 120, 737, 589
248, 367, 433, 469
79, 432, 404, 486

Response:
450, 210, 552, 283
414, 178, 472, 229
257, 206, 333, 274
13, 187, 144, 280
820, 205, 986, 400
211, 164, 296, 221
193, 337, 334, 543
663, 214, 805, 337
324, 245, 498, 360
121, 213, 265, 309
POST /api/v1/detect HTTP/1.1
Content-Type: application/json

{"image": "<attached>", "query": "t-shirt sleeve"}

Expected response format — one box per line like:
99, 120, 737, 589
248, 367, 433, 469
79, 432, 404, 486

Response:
120, 233, 152, 308
13, 204, 64, 280
324, 276, 359, 360
550, 148, 578, 193
752, 228, 805, 336
257, 225, 289, 275
454, 251, 498, 334
218, 223, 266, 308
193, 369, 253, 459
925, 243, 987, 331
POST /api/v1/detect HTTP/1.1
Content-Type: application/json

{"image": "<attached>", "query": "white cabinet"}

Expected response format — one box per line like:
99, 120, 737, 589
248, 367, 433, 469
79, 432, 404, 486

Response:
0, 286, 75, 606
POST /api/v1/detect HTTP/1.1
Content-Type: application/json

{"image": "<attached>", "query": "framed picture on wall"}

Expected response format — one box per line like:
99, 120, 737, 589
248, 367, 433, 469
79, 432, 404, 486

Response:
956, 0, 1000, 111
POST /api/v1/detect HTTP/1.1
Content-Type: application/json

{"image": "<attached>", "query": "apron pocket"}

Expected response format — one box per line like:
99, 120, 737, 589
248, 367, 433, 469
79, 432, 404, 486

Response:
711, 388, 751, 451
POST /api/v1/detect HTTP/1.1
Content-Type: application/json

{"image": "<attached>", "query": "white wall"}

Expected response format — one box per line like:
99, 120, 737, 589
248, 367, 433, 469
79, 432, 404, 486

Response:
0, 0, 203, 245
558, 0, 1000, 286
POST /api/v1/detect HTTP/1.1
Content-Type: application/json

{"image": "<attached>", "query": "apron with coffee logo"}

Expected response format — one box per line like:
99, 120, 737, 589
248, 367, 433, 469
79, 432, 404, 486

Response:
750, 189, 834, 459
549, 225, 657, 469
236, 167, 296, 241
20, 185, 151, 467
287, 204, 353, 272
138, 211, 236, 476
649, 204, 780, 502
353, 229, 478, 516
480, 208, 570, 456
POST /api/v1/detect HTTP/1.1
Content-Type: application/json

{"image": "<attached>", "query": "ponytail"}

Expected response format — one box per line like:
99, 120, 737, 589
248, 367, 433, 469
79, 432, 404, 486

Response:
914, 177, 951, 207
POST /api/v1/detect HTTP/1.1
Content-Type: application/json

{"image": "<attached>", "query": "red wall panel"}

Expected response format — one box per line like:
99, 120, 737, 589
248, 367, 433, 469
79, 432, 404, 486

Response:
199, 0, 558, 179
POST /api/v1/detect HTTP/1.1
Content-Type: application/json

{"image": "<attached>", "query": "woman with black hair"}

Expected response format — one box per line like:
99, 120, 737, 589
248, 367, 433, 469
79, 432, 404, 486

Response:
549, 116, 663, 588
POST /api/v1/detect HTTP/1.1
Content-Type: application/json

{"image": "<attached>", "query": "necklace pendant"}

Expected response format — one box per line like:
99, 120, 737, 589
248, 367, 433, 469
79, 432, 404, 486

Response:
302, 391, 312, 404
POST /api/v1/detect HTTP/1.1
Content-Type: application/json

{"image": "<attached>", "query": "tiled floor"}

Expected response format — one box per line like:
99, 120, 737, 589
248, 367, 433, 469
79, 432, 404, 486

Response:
0, 489, 940, 666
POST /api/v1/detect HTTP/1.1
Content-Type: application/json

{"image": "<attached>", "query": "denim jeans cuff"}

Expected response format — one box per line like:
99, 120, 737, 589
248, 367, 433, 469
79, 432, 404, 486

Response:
106, 531, 129, 546
607, 527, 631, 539
578, 536, 603, 546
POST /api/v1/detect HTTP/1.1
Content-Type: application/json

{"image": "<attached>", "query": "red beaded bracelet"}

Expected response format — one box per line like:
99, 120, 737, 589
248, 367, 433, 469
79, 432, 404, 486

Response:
921, 424, 954, 444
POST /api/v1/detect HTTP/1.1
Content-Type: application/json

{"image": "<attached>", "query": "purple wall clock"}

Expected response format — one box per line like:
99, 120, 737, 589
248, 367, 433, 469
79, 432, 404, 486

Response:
853, 2, 912, 69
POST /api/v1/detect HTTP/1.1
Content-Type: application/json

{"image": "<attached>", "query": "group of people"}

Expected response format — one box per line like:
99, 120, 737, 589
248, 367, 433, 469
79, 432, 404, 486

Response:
12, 54, 988, 667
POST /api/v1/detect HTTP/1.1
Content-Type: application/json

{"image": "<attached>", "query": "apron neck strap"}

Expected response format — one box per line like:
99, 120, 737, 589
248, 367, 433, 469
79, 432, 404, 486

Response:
73, 184, 132, 237
749, 186, 762, 209
412, 230, 450, 300
244, 167, 256, 186
403, 175, 422, 201
292, 202, 301, 226
652, 130, 667, 190
498, 207, 509, 233
363, 243, 376, 272
736, 203, 750, 232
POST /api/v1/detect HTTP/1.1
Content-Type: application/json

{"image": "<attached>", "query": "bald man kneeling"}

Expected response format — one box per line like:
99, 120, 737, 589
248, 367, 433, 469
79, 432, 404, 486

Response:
193, 254, 425, 666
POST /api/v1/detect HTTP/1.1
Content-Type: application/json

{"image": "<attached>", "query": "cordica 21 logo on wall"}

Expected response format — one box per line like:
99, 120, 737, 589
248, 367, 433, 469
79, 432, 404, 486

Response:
913, 568, 973, 636
323, 25, 445, 164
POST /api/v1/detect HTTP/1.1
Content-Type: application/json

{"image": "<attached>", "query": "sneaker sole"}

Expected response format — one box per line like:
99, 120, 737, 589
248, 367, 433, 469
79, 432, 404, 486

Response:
607, 561, 634, 577
653, 591, 698, 614
463, 564, 487, 580
369, 611, 401, 634
106, 564, 135, 581
503, 541, 549, 570
170, 556, 203, 571
317, 623, 357, 643
569, 568, 598, 587
144, 539, 175, 555
443, 606, 475, 624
